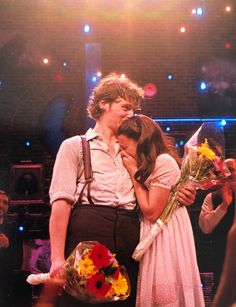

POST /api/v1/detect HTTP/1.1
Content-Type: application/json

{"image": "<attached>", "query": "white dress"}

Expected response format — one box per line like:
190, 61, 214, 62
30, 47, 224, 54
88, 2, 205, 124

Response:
136, 154, 205, 307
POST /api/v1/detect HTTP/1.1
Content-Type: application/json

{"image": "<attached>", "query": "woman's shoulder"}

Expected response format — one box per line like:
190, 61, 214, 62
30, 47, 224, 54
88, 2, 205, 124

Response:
155, 153, 179, 168
145, 153, 180, 188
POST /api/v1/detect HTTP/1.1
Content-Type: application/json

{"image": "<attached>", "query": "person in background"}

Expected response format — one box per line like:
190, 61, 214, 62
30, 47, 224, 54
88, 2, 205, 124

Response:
0, 189, 23, 306
117, 115, 204, 307
0, 190, 10, 249
49, 73, 197, 307
199, 158, 236, 297
211, 168, 236, 307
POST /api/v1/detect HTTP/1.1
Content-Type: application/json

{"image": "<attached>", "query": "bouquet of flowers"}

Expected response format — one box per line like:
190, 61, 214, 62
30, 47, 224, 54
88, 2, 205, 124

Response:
132, 122, 230, 261
27, 241, 130, 304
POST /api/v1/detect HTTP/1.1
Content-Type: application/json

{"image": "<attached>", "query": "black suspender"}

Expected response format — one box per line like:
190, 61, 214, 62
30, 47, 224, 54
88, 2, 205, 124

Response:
77, 135, 94, 204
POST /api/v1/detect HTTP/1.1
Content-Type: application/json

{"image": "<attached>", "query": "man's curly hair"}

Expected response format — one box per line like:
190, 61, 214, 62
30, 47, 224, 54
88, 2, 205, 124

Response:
87, 73, 145, 120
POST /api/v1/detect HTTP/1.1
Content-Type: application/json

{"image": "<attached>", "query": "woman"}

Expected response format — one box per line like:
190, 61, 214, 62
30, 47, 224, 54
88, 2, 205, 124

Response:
117, 115, 204, 307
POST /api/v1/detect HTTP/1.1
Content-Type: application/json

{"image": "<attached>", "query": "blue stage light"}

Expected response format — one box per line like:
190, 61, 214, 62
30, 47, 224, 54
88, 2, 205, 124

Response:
199, 81, 207, 92
17, 225, 25, 232
0, 80, 4, 88
220, 119, 227, 126
23, 139, 32, 148
192, 7, 204, 16
167, 74, 173, 80
92, 76, 97, 82
196, 7, 203, 16
62, 60, 69, 68
84, 24, 90, 33
165, 126, 171, 132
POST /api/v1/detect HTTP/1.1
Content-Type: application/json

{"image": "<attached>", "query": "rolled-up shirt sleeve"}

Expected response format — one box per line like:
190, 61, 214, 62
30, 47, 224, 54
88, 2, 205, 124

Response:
198, 193, 227, 234
49, 136, 82, 205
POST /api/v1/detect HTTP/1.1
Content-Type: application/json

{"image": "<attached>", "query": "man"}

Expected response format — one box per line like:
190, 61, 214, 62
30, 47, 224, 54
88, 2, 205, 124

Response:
0, 190, 23, 306
212, 161, 236, 307
49, 73, 196, 306
199, 158, 236, 297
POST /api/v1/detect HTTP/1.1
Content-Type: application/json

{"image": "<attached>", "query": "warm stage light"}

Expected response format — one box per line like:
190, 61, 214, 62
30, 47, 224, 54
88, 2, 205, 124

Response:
43, 58, 49, 64
225, 42, 231, 49
120, 74, 126, 79
143, 83, 157, 97
180, 26, 186, 33
97, 71, 102, 77
225, 6, 231, 12
55, 72, 62, 81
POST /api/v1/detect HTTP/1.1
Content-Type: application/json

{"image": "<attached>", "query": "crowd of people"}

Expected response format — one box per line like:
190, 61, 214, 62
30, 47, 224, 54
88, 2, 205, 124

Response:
1, 73, 236, 307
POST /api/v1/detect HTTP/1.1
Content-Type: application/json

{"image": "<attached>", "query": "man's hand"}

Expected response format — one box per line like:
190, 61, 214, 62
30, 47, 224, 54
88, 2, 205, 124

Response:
176, 185, 196, 207
0, 232, 9, 248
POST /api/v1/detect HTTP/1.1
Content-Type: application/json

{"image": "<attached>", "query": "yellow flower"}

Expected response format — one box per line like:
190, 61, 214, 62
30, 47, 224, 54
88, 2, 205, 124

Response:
197, 138, 216, 161
111, 273, 129, 296
76, 257, 97, 279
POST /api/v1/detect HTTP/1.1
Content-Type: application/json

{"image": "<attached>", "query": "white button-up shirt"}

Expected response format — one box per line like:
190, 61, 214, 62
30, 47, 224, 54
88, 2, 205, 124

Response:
49, 128, 136, 210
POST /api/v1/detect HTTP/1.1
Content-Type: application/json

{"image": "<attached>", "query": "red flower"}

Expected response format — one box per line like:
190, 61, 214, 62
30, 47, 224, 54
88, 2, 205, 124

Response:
87, 273, 111, 297
113, 267, 120, 280
90, 243, 113, 269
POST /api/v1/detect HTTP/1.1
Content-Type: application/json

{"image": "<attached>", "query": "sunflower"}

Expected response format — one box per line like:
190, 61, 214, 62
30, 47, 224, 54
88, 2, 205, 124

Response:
111, 272, 129, 296
197, 138, 216, 161
77, 256, 97, 279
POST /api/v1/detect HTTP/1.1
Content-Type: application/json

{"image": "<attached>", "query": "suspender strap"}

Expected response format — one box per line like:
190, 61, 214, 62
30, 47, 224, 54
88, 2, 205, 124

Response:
81, 135, 93, 181
78, 135, 94, 204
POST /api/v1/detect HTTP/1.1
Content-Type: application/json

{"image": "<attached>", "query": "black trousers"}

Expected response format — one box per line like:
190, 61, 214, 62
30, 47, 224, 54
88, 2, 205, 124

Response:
56, 204, 140, 307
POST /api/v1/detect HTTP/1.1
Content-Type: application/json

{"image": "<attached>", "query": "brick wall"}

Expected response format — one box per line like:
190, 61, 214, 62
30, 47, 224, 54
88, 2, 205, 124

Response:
0, 1, 235, 189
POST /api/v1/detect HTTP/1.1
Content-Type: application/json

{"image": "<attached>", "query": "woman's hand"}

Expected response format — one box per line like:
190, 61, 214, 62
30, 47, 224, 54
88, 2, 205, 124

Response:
176, 184, 196, 206
120, 150, 138, 177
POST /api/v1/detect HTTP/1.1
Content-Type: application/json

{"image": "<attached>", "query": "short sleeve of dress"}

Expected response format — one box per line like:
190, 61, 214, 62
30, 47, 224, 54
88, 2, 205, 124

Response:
145, 154, 180, 190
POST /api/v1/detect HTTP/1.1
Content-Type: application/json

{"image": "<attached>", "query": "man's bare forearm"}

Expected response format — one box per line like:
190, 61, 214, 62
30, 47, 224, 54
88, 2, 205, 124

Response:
49, 200, 71, 272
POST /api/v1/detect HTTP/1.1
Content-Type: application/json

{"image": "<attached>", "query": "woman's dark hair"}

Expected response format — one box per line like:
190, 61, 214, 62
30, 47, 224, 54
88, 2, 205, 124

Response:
117, 115, 180, 185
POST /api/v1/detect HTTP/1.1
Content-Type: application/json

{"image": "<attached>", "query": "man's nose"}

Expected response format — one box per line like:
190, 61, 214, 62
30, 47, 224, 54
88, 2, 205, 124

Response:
126, 109, 134, 117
